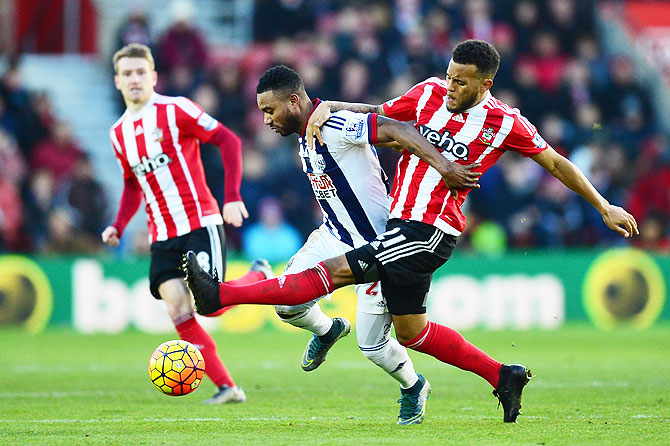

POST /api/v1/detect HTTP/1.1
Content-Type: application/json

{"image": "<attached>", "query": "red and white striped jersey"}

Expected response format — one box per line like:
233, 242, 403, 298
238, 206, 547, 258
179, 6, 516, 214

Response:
110, 92, 223, 243
382, 77, 548, 236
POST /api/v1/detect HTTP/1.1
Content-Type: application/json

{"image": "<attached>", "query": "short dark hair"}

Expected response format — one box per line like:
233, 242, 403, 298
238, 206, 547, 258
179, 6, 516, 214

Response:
452, 40, 500, 78
256, 65, 305, 97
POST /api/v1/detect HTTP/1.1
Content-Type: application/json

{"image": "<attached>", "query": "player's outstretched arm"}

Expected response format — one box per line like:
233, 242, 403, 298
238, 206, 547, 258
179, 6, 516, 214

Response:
531, 147, 639, 237
376, 116, 481, 199
306, 100, 384, 150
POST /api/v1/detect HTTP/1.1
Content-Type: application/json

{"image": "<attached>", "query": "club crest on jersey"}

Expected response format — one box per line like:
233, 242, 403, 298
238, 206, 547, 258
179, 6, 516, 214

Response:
417, 124, 469, 160
131, 153, 172, 176
313, 154, 326, 172
152, 127, 164, 143
478, 127, 496, 145
346, 119, 365, 139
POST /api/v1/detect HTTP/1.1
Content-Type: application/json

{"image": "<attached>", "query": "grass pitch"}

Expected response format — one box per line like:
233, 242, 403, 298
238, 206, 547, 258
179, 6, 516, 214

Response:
2, 324, 669, 445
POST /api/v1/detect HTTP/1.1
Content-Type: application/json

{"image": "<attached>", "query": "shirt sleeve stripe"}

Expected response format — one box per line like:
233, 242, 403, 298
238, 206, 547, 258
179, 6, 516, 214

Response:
367, 113, 378, 145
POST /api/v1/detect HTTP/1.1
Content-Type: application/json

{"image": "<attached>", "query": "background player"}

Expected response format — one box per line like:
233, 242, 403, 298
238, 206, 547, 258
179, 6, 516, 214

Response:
183, 40, 638, 421
101, 43, 263, 404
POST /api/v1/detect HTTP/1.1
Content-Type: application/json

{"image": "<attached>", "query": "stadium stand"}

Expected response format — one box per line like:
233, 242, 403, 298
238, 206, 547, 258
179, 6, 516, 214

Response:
2, 0, 668, 254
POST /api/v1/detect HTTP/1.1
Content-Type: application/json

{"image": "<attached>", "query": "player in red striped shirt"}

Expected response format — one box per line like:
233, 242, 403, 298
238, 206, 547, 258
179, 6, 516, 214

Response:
101, 43, 262, 404
183, 40, 638, 421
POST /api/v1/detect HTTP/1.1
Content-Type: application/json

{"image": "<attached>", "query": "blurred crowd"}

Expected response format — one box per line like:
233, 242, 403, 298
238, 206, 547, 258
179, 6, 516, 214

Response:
2, 0, 669, 258
0, 61, 108, 253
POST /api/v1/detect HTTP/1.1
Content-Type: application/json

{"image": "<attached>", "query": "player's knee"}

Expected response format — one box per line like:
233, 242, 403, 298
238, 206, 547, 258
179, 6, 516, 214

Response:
360, 342, 403, 369
392, 314, 427, 346
164, 295, 193, 320
322, 255, 356, 286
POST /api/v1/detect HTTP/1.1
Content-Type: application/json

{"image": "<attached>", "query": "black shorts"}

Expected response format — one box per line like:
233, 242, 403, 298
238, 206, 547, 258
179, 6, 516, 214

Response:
149, 225, 226, 299
346, 219, 457, 315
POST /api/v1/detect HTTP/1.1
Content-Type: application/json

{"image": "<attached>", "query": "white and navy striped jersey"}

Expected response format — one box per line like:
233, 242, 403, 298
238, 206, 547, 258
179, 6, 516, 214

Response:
297, 100, 391, 248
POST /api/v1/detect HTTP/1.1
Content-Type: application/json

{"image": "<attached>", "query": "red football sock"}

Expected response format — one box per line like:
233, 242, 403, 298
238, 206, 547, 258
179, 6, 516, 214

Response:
402, 321, 502, 388
174, 313, 235, 388
204, 270, 266, 317
218, 262, 334, 307
227, 270, 267, 286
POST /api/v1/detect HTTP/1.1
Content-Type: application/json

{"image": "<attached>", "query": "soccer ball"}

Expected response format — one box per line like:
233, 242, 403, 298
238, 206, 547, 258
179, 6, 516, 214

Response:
148, 340, 205, 396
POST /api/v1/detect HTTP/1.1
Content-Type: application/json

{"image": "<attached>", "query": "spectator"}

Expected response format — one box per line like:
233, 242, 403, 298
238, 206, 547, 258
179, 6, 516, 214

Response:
156, 0, 209, 92
242, 196, 302, 264
16, 92, 56, 157
0, 95, 18, 134
116, 9, 152, 48
211, 66, 247, 133
30, 121, 84, 186
0, 165, 23, 251
627, 159, 670, 228
511, 0, 541, 54
20, 169, 55, 251
252, 0, 317, 42
519, 31, 569, 94
57, 155, 108, 246
634, 212, 670, 252
598, 56, 655, 149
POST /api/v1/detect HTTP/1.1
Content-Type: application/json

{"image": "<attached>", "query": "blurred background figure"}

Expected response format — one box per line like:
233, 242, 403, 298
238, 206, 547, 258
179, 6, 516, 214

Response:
242, 196, 302, 265
156, 0, 209, 95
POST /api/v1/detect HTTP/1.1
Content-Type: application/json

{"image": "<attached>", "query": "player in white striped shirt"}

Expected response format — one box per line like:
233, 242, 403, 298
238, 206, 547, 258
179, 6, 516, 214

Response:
255, 65, 479, 425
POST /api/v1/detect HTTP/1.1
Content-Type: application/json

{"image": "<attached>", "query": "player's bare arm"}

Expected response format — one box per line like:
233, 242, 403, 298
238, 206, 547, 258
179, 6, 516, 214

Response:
307, 100, 385, 150
376, 116, 481, 199
531, 147, 639, 237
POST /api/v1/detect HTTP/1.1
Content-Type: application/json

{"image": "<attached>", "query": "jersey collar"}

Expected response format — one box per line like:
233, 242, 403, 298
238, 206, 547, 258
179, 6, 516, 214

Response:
300, 98, 322, 139
126, 91, 158, 120
463, 90, 491, 114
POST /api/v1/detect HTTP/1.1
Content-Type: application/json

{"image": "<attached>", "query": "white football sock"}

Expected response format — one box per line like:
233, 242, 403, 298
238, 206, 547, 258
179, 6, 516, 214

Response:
275, 303, 333, 336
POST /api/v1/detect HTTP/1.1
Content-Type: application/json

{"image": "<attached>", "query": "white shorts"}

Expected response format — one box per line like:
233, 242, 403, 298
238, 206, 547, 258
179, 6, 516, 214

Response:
282, 224, 387, 315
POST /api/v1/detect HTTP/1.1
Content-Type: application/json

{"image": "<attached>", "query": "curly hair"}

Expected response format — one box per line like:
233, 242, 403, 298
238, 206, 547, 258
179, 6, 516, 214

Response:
256, 65, 306, 97
452, 40, 500, 78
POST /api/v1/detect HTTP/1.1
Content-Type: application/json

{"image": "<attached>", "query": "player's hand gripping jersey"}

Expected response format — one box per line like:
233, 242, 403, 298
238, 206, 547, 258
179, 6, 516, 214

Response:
297, 100, 391, 248
110, 93, 226, 242
382, 77, 548, 236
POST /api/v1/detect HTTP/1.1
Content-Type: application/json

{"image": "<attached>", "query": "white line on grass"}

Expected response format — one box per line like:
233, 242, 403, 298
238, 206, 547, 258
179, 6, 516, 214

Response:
12, 364, 134, 373
0, 416, 368, 423
2, 414, 666, 424
0, 390, 147, 399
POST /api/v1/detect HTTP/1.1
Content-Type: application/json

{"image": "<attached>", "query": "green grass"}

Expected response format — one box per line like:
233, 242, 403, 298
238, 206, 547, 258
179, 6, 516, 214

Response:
2, 324, 669, 445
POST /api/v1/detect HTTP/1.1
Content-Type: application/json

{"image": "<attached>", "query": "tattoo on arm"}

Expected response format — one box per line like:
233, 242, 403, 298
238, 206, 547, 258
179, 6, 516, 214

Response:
329, 101, 384, 115
376, 116, 416, 153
